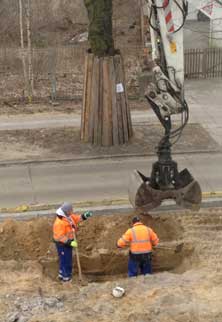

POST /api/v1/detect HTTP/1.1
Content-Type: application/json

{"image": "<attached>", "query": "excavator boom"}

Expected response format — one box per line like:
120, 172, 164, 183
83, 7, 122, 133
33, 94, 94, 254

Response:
128, 0, 202, 212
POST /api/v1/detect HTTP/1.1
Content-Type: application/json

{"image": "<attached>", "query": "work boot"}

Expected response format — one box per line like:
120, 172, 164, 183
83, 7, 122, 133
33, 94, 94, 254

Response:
57, 275, 63, 282
62, 277, 72, 283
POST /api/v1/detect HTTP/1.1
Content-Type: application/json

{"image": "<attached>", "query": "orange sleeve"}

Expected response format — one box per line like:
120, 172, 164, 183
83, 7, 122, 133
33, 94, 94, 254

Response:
149, 228, 159, 246
117, 229, 132, 248
70, 213, 82, 225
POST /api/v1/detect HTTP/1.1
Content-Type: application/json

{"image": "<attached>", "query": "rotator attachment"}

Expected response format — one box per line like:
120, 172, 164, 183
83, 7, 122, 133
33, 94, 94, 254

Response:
128, 97, 202, 212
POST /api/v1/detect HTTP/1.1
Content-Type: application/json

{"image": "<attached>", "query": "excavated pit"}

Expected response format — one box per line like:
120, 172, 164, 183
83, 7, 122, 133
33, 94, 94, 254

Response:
0, 212, 194, 282
1, 208, 222, 322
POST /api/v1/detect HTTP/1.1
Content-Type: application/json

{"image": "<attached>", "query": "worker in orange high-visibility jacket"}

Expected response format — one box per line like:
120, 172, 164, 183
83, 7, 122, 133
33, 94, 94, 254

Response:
53, 202, 92, 282
117, 216, 159, 277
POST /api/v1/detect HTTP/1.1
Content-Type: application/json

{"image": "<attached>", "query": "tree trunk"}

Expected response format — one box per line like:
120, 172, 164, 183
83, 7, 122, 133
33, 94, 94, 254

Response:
84, 0, 114, 57
82, 0, 133, 146
81, 53, 133, 146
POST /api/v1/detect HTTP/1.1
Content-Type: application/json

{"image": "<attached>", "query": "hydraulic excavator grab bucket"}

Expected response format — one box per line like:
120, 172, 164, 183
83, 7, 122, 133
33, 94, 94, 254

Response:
128, 0, 202, 212
128, 168, 202, 213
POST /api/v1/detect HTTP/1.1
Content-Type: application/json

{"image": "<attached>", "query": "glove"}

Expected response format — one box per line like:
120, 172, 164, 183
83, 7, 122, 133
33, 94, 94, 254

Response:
117, 243, 122, 249
82, 211, 93, 220
70, 240, 78, 248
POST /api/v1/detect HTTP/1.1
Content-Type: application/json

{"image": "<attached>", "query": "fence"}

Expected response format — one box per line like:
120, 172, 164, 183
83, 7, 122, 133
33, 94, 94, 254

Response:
0, 46, 143, 102
1, 46, 222, 102
185, 48, 222, 79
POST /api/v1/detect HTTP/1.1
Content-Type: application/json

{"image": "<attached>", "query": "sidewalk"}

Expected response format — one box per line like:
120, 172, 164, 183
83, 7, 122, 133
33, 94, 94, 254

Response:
0, 110, 151, 130
185, 79, 222, 146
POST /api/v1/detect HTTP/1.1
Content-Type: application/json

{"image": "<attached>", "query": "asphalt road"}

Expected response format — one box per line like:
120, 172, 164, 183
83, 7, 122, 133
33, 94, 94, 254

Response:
0, 152, 221, 208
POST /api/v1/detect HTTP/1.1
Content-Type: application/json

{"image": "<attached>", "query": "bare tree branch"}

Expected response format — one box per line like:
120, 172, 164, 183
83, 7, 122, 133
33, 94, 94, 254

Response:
19, 0, 28, 96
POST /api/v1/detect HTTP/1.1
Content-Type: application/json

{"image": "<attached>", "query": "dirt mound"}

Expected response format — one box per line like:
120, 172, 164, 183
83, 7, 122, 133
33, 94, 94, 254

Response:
0, 208, 222, 321
0, 212, 183, 261
0, 212, 190, 281
0, 218, 52, 260
0, 208, 219, 278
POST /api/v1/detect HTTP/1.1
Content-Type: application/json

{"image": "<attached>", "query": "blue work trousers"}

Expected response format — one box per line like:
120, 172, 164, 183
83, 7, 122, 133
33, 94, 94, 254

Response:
128, 253, 152, 277
56, 243, 73, 281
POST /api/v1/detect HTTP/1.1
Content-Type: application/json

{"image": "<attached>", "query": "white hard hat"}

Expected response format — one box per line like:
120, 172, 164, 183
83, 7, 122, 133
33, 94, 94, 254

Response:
112, 286, 125, 298
61, 202, 73, 214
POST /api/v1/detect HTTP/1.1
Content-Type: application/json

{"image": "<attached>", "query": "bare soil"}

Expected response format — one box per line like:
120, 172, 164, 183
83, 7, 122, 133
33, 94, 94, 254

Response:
0, 123, 218, 162
1, 208, 222, 321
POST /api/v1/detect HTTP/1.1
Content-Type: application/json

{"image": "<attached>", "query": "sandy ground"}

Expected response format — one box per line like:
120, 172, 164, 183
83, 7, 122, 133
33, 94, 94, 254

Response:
1, 208, 222, 322
0, 123, 218, 162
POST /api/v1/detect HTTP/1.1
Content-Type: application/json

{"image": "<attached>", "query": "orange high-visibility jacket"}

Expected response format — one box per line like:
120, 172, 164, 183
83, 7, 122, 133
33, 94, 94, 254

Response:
117, 222, 159, 254
53, 214, 82, 244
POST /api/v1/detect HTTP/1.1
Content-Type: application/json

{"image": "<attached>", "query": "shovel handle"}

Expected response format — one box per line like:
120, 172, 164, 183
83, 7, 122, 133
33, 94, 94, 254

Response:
72, 229, 83, 281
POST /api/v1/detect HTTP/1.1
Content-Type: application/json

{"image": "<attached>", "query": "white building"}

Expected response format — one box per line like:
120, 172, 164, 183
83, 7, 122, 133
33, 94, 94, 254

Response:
187, 0, 200, 20
186, 0, 222, 47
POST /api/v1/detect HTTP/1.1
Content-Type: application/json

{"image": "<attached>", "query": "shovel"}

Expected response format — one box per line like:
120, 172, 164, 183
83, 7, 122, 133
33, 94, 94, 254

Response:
71, 229, 89, 286
72, 228, 84, 283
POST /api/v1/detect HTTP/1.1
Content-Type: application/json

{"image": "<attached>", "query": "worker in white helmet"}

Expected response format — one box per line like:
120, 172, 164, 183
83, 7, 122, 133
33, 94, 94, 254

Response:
53, 202, 92, 282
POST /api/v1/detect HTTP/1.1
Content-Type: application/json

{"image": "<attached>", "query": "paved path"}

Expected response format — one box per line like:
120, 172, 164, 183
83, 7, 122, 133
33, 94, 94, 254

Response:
0, 153, 221, 208
0, 110, 151, 130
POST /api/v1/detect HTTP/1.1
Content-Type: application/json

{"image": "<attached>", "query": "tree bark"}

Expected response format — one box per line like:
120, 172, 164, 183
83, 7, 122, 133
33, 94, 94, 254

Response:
84, 0, 115, 57
82, 0, 133, 146
81, 53, 133, 146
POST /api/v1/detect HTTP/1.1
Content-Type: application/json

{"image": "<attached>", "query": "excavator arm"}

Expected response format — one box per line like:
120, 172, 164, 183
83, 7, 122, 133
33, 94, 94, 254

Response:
128, 0, 202, 212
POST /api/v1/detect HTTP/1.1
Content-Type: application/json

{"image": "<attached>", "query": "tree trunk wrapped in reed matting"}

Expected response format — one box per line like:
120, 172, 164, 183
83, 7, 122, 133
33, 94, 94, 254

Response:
81, 53, 133, 146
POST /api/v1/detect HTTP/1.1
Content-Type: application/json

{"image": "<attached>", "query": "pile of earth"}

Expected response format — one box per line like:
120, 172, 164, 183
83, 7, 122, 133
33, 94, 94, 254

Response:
1, 208, 222, 322
0, 212, 188, 278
